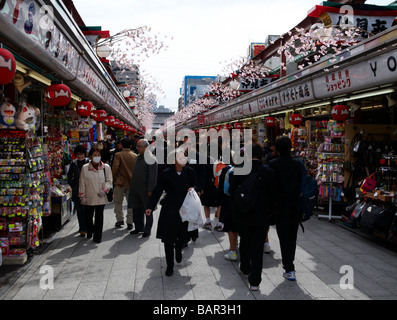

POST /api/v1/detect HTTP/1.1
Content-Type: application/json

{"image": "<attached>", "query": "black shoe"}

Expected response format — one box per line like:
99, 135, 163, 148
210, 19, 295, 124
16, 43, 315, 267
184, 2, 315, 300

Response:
165, 266, 173, 276
127, 224, 133, 230
130, 229, 142, 235
175, 250, 182, 263
142, 232, 151, 238
191, 237, 197, 242
93, 239, 101, 244
115, 221, 124, 228
87, 233, 92, 239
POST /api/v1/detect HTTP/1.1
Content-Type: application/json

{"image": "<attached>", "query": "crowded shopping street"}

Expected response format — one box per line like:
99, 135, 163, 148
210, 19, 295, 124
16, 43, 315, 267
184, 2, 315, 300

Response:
1, 0, 397, 306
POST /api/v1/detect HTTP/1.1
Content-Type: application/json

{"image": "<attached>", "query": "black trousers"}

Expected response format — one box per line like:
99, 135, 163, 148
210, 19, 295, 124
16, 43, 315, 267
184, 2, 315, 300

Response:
133, 207, 153, 233
85, 205, 105, 242
238, 225, 268, 286
164, 240, 183, 268
276, 215, 300, 273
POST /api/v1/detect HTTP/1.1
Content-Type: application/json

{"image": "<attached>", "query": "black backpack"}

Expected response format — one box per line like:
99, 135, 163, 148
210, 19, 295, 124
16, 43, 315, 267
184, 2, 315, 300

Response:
233, 166, 265, 215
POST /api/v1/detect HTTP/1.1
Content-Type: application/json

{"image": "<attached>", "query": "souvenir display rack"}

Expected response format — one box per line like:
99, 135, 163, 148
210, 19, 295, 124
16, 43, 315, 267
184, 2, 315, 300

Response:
0, 130, 50, 264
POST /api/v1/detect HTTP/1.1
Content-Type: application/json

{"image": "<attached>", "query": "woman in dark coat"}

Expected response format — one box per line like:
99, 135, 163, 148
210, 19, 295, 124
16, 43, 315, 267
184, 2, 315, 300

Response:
145, 149, 197, 276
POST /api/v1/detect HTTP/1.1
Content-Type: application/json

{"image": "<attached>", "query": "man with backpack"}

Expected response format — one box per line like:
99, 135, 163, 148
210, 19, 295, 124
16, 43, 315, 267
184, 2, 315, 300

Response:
231, 143, 276, 291
269, 136, 303, 281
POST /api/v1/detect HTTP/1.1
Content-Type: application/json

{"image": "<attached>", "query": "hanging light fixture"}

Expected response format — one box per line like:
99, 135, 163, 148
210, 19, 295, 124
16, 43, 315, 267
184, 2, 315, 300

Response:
96, 45, 112, 59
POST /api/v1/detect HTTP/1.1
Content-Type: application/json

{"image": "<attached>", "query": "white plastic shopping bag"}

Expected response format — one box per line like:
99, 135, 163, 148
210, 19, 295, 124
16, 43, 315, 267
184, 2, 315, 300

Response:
179, 189, 204, 230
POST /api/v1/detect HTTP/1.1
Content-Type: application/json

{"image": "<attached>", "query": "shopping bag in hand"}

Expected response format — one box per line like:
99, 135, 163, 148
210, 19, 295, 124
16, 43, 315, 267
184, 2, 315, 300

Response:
179, 189, 203, 224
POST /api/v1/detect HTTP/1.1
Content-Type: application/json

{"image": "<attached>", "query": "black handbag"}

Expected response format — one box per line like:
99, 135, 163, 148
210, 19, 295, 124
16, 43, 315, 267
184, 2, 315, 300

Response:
103, 166, 113, 202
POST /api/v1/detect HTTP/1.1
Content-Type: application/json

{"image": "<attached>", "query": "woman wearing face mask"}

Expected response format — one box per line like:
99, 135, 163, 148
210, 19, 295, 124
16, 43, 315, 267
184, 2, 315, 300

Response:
145, 149, 198, 276
79, 147, 113, 243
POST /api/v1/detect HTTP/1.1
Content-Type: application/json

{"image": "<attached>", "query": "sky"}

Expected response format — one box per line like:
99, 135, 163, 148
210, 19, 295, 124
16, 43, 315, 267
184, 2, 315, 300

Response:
72, 0, 394, 112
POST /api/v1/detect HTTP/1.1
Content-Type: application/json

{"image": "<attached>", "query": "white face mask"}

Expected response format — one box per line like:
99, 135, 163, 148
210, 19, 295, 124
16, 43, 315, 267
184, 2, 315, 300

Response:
93, 156, 101, 164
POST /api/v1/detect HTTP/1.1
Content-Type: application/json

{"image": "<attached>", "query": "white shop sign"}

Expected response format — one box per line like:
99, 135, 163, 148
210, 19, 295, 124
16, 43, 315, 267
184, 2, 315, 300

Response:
280, 81, 314, 107
257, 92, 281, 112
313, 48, 397, 99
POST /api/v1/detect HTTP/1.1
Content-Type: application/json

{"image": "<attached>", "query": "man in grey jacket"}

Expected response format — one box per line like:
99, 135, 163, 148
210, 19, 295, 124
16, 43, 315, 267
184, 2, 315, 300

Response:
128, 139, 158, 237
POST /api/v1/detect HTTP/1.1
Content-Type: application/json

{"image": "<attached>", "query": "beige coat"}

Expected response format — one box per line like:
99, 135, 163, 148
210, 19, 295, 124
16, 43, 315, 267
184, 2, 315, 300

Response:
79, 162, 113, 206
112, 149, 137, 188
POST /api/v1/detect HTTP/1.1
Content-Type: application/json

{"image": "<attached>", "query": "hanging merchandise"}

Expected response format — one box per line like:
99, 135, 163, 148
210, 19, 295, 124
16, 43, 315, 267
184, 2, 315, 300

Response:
45, 82, 72, 107
0, 130, 49, 264
75, 101, 93, 117
331, 105, 349, 122
234, 122, 242, 129
0, 48, 16, 85
15, 102, 40, 132
0, 101, 17, 129
92, 110, 107, 122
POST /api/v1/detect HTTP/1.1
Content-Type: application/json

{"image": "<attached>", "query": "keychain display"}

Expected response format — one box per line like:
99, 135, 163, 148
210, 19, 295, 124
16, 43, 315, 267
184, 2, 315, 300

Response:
0, 129, 50, 260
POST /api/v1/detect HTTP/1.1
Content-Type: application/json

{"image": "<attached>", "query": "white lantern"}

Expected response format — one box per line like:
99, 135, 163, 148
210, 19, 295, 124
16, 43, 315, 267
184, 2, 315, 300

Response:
96, 45, 112, 58
230, 80, 240, 90
123, 90, 131, 98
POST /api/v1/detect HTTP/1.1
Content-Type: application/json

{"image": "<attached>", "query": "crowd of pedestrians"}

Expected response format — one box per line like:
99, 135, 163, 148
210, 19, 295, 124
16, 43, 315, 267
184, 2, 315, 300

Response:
67, 134, 304, 291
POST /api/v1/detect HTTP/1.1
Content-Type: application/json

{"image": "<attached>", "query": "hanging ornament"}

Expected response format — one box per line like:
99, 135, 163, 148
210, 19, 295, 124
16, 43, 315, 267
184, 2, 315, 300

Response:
216, 125, 223, 131
44, 82, 71, 107
75, 101, 93, 117
104, 115, 115, 127
331, 105, 349, 122
91, 110, 107, 122
234, 122, 242, 129
289, 113, 303, 127
224, 124, 231, 131
0, 48, 16, 85
265, 116, 276, 127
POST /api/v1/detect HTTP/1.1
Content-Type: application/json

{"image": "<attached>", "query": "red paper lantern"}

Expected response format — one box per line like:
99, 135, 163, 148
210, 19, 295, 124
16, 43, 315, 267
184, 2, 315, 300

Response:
234, 122, 242, 129
332, 105, 349, 122
224, 124, 231, 131
45, 83, 71, 107
0, 48, 16, 85
104, 115, 115, 127
92, 110, 107, 122
216, 125, 223, 131
76, 101, 93, 117
265, 116, 276, 127
113, 119, 121, 129
289, 113, 303, 127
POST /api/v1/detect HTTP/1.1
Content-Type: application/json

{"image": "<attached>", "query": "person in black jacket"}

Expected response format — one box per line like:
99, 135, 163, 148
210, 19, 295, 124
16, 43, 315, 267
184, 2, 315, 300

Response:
230, 143, 276, 291
67, 145, 89, 237
145, 149, 198, 277
268, 136, 303, 281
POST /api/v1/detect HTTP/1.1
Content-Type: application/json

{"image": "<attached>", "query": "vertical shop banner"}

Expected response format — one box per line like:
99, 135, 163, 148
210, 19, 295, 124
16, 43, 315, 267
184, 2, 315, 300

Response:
97, 122, 104, 141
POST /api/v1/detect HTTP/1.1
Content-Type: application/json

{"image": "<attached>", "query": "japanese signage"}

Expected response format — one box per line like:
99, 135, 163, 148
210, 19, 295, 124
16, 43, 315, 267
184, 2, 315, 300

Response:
238, 77, 276, 92
313, 48, 397, 99
308, 3, 397, 35
250, 43, 266, 59
257, 92, 281, 111
279, 81, 313, 107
